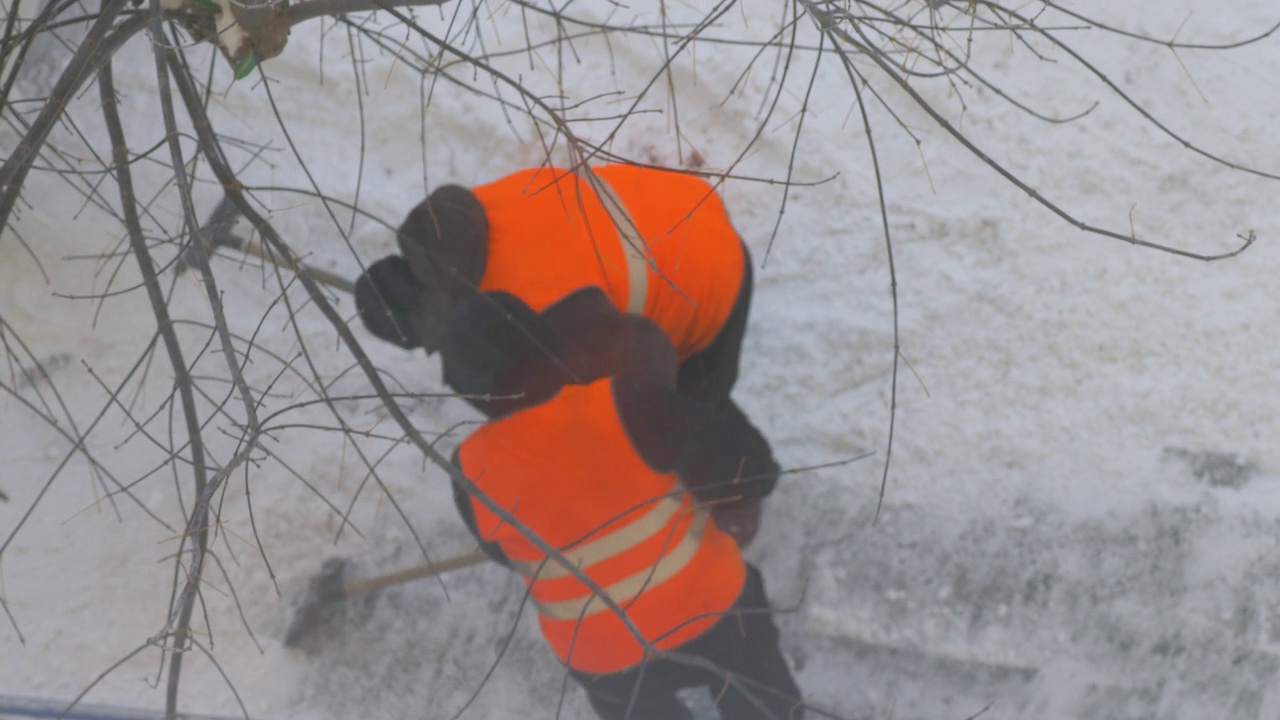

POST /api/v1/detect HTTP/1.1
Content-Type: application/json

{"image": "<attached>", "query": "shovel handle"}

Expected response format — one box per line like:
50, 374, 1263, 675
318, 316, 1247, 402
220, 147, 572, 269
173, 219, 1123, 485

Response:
235, 235, 357, 295
340, 549, 492, 599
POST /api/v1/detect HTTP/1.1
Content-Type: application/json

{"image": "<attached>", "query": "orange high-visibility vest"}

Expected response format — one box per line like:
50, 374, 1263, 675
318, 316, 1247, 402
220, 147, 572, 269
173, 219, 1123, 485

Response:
457, 379, 747, 674
470, 165, 746, 361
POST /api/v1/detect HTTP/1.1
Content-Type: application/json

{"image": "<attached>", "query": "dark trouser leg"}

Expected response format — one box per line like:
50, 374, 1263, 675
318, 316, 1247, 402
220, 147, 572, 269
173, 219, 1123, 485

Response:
680, 564, 804, 720
570, 565, 803, 720
677, 245, 754, 404
572, 664, 697, 720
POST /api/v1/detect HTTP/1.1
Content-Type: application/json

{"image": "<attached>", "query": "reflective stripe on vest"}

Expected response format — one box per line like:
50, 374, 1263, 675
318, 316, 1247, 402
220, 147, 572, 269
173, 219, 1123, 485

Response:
514, 500, 709, 621
581, 169, 649, 315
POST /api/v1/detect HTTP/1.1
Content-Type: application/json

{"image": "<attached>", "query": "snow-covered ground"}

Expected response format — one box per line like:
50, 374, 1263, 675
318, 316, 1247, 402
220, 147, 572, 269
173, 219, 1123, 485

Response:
3, 2, 1280, 719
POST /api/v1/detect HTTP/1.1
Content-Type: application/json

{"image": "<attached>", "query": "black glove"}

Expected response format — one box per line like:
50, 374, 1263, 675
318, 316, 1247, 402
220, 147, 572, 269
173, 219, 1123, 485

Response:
441, 292, 540, 408
354, 255, 423, 350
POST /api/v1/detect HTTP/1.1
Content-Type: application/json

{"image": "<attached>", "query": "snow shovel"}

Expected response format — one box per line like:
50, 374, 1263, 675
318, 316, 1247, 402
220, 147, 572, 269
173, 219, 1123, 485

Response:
284, 548, 492, 647
176, 203, 496, 645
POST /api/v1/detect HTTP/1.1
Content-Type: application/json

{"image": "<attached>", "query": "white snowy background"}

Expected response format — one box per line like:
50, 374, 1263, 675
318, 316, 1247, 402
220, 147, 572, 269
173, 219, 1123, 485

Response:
3, 1, 1280, 719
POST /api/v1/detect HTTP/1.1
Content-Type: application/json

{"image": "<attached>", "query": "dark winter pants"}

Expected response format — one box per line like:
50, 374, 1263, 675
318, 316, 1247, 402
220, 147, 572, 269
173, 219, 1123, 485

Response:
569, 565, 803, 720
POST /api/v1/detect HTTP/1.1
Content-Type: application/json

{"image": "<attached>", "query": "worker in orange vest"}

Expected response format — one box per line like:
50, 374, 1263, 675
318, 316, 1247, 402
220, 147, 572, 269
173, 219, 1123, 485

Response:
355, 164, 753, 403
444, 286, 804, 720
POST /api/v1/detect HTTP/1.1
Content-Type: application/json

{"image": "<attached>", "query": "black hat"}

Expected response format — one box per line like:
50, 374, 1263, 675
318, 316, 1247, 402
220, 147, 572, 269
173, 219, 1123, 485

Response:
396, 184, 489, 299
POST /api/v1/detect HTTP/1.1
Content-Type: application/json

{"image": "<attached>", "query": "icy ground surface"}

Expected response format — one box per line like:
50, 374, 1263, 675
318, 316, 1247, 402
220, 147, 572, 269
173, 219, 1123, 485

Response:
3, 2, 1280, 719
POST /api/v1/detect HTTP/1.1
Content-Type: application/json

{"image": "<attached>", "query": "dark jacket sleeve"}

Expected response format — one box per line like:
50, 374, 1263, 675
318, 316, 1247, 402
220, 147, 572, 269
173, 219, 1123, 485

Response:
675, 242, 753, 403
439, 291, 541, 416
676, 397, 779, 503
450, 448, 512, 569
615, 379, 780, 504
442, 286, 679, 419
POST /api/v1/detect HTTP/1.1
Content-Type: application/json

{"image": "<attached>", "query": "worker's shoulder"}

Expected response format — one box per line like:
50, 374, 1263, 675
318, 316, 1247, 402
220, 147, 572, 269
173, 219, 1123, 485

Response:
476, 164, 719, 203
473, 166, 574, 197
596, 163, 715, 192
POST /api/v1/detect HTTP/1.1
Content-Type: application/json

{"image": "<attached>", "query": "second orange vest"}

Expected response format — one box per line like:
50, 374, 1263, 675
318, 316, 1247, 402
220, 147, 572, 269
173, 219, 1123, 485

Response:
457, 379, 747, 674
